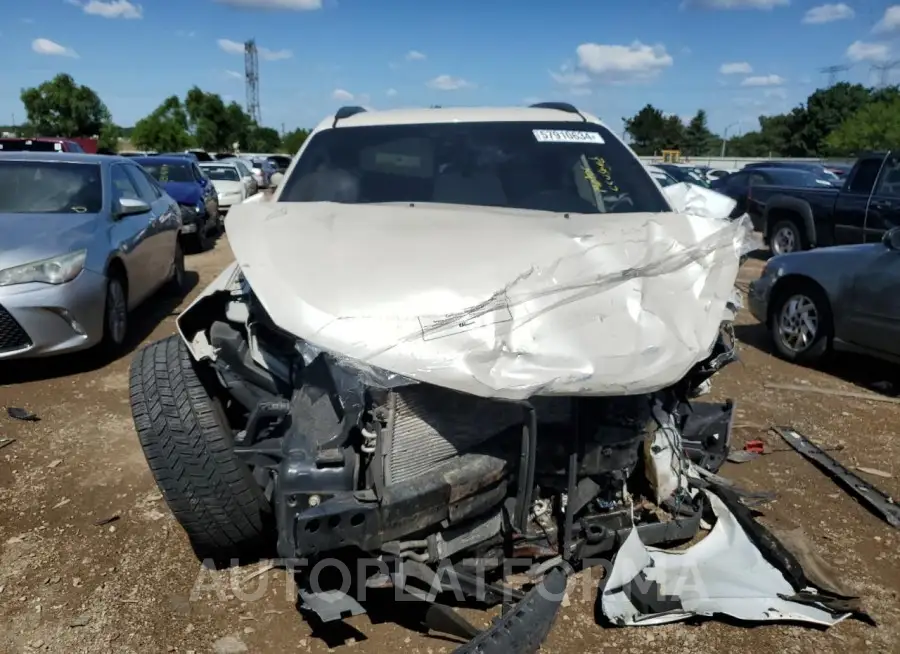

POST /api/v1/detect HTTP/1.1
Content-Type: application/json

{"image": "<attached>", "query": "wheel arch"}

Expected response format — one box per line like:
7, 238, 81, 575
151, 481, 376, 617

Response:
767, 273, 834, 336
105, 256, 129, 294
765, 199, 815, 246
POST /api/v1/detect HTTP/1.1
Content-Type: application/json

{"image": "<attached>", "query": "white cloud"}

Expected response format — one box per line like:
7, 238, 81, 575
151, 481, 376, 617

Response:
741, 74, 785, 86
575, 41, 673, 80
846, 40, 890, 62
217, 38, 245, 54
215, 0, 322, 9
681, 0, 788, 8
332, 88, 354, 101
550, 68, 591, 86
31, 38, 78, 57
405, 50, 426, 61
720, 61, 753, 74
386, 88, 397, 97
225, 70, 244, 79
21, 17, 34, 23
427, 75, 474, 91
569, 87, 592, 96
258, 46, 291, 60
873, 6, 900, 34
802, 3, 854, 24
218, 38, 291, 60
67, 0, 143, 19
176, 30, 196, 37
764, 87, 788, 99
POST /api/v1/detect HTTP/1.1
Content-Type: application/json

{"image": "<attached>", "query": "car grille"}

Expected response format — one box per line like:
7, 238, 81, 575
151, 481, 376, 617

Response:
0, 304, 31, 353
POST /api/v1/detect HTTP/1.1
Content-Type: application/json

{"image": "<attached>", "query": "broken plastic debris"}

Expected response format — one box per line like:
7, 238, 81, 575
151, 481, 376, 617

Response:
6, 407, 39, 421
222, 184, 753, 400
601, 489, 851, 627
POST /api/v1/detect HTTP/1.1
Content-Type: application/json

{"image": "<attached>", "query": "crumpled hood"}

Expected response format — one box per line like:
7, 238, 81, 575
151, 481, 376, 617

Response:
164, 181, 202, 205
224, 189, 749, 400
0, 213, 99, 270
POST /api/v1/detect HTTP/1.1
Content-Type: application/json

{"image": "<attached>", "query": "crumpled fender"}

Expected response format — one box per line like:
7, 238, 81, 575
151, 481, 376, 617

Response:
176, 260, 242, 360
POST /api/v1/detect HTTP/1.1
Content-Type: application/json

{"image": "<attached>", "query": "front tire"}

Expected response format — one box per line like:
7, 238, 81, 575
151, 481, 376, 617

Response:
167, 242, 186, 295
769, 281, 832, 364
100, 275, 128, 354
129, 336, 272, 561
769, 219, 805, 255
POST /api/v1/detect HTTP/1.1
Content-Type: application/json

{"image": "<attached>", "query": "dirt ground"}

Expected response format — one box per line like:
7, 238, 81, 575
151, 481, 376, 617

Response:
1, 239, 899, 654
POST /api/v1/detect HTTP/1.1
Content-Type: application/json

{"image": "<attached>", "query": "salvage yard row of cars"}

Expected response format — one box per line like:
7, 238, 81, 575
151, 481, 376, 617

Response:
2, 103, 897, 652
0, 140, 289, 361
652, 151, 900, 371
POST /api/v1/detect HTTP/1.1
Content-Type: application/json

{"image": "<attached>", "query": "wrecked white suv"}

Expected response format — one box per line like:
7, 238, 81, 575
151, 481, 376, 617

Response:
128, 104, 851, 651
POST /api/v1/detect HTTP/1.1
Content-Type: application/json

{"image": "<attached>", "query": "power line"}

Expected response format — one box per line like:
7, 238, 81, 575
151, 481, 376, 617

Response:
244, 39, 261, 125
819, 64, 852, 87
871, 60, 900, 88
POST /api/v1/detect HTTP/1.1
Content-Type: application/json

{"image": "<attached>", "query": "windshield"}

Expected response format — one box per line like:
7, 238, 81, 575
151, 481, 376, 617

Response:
0, 161, 102, 213
141, 162, 194, 183
768, 169, 821, 187
660, 165, 710, 187
278, 122, 670, 214
201, 165, 240, 181
0, 139, 63, 152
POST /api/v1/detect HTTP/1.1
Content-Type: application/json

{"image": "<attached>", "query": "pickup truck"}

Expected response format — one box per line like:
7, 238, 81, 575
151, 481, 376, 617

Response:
747, 151, 900, 255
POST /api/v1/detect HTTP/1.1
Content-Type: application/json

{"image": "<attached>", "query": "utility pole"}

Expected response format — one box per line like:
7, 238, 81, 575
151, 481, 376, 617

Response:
720, 122, 738, 158
819, 64, 851, 87
244, 39, 261, 125
871, 60, 900, 88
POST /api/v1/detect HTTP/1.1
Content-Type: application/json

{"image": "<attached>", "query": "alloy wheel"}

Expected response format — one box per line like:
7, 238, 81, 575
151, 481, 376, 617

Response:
777, 293, 818, 353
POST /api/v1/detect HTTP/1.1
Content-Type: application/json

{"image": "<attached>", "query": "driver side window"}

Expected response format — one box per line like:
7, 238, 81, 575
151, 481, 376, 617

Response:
726, 172, 747, 190
110, 165, 141, 203
874, 157, 900, 199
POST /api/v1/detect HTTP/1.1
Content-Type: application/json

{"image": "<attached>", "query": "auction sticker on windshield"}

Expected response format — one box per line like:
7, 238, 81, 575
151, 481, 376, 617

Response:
533, 129, 604, 144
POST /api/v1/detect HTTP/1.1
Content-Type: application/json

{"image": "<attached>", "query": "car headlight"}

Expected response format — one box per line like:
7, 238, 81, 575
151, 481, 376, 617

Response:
0, 249, 87, 287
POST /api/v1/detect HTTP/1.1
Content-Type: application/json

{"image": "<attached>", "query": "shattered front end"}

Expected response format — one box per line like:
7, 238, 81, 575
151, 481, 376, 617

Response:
163, 183, 865, 651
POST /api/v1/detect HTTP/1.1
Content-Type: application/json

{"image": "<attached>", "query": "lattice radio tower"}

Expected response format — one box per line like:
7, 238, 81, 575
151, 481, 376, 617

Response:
244, 39, 261, 124
819, 64, 851, 87
871, 60, 900, 88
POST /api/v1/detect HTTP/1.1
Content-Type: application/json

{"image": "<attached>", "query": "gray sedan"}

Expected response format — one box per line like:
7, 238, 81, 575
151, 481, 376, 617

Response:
0, 152, 185, 360
748, 227, 900, 365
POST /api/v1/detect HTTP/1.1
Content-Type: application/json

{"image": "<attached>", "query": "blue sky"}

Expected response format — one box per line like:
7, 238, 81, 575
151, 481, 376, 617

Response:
2, 0, 899, 138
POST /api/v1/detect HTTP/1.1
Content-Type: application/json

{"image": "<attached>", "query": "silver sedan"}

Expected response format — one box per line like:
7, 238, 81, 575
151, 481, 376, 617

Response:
0, 152, 185, 360
748, 227, 900, 365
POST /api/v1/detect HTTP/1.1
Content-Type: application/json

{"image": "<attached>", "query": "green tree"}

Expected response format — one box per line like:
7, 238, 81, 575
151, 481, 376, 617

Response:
185, 87, 230, 150
826, 96, 900, 155
20, 73, 111, 138
682, 110, 714, 156
788, 83, 872, 156
248, 126, 282, 152
131, 95, 191, 152
281, 127, 311, 155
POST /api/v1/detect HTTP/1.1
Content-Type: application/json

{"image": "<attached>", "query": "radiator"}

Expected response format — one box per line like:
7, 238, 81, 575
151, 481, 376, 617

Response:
382, 386, 571, 485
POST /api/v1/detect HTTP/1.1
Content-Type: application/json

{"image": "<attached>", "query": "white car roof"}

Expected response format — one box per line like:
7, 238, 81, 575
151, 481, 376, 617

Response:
313, 106, 606, 131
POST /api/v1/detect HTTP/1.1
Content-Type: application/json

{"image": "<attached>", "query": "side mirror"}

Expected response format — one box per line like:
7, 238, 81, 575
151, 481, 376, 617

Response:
883, 227, 900, 251
116, 197, 151, 217
270, 172, 284, 189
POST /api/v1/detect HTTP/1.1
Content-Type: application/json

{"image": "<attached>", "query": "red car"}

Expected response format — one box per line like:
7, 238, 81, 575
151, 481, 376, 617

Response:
0, 136, 97, 153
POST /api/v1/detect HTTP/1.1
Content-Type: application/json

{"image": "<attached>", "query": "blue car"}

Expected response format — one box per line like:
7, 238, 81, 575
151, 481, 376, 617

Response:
133, 156, 220, 251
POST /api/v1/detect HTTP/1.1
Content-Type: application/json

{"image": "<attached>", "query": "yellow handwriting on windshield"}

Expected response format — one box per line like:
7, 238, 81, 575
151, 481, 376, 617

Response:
582, 162, 603, 194
590, 157, 619, 193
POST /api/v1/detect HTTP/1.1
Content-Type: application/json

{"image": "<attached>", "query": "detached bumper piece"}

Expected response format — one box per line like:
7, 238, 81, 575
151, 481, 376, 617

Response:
452, 567, 568, 654
774, 426, 900, 529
